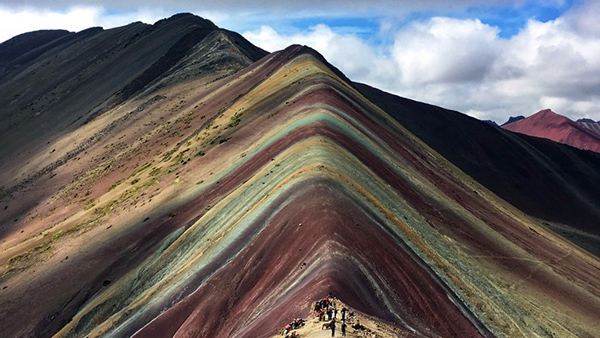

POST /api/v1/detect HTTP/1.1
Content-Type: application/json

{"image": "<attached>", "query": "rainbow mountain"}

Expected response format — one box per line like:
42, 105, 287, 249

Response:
1, 13, 599, 338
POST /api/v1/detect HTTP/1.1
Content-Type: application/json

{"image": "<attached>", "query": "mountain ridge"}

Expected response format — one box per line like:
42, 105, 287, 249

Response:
356, 83, 600, 240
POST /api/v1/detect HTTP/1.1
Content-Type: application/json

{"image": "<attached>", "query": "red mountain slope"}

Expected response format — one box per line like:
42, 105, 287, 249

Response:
502, 109, 600, 153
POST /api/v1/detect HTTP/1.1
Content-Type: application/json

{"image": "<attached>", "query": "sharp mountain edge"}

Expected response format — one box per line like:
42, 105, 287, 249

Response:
0, 13, 599, 338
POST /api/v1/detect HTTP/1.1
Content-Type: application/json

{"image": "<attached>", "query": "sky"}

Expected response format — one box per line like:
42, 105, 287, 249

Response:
1, 0, 599, 123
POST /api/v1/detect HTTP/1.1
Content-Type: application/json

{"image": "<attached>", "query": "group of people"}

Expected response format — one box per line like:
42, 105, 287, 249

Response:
312, 295, 354, 337
279, 317, 305, 337
278, 293, 378, 337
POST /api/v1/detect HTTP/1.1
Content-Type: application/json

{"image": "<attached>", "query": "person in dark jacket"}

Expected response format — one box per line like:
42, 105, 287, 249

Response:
341, 307, 348, 321
331, 320, 336, 337
341, 321, 347, 336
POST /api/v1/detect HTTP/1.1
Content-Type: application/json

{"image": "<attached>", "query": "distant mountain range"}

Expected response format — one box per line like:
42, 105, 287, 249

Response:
502, 109, 600, 153
1, 13, 599, 338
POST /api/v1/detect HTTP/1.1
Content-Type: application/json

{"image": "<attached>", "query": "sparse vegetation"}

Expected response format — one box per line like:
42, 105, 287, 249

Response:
182, 111, 198, 125
130, 162, 152, 177
149, 167, 161, 176
51, 157, 117, 203
109, 180, 123, 191
84, 199, 96, 210
227, 112, 242, 128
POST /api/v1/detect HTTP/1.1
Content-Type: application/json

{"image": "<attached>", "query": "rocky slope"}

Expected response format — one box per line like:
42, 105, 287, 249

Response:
0, 14, 599, 338
578, 118, 600, 135
356, 85, 600, 254
502, 109, 600, 153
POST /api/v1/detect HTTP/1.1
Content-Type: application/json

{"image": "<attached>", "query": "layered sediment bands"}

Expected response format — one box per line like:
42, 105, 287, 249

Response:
356, 83, 600, 238
2, 35, 600, 338
44, 46, 599, 338
130, 178, 484, 338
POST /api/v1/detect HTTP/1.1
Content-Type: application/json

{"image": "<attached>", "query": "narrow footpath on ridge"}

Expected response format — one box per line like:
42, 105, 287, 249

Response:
272, 296, 403, 338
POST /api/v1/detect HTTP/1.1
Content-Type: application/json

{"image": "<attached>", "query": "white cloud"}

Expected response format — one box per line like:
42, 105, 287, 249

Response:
563, 0, 600, 38
243, 24, 398, 87
0, 6, 102, 42
243, 2, 600, 123
0, 6, 173, 42
1, 1, 599, 123
391, 17, 501, 85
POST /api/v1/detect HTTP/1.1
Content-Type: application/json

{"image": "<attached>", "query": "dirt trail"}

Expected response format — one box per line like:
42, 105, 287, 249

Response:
271, 299, 406, 338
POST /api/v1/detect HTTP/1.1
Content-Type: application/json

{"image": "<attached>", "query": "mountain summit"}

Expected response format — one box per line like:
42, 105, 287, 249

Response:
502, 109, 600, 153
1, 14, 600, 338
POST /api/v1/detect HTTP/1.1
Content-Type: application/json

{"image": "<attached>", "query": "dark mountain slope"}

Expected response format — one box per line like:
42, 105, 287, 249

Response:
0, 28, 104, 79
0, 29, 72, 66
356, 83, 600, 240
0, 14, 266, 207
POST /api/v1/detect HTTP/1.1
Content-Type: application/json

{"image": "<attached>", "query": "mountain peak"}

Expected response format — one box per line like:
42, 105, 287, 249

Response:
503, 108, 600, 153
501, 115, 525, 126
154, 12, 218, 30
533, 108, 562, 118
280, 44, 355, 86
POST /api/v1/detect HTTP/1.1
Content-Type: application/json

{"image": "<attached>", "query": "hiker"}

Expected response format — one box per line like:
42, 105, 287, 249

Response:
331, 320, 336, 337
327, 307, 333, 320
333, 307, 338, 319
285, 331, 299, 338
352, 320, 365, 330
341, 307, 347, 321
341, 321, 347, 336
